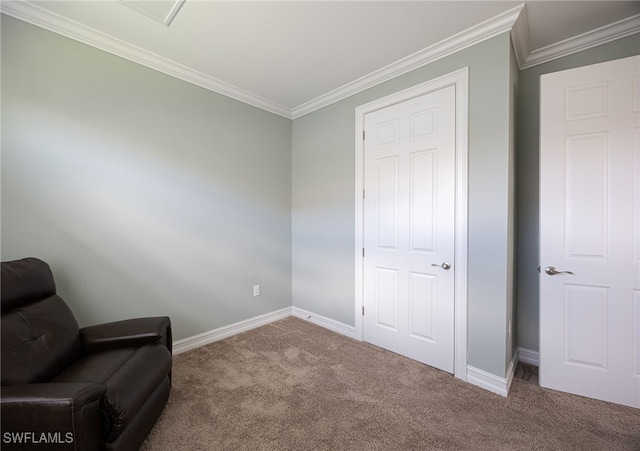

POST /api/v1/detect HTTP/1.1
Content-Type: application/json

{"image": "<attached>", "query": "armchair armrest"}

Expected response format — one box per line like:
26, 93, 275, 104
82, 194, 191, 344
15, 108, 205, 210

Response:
1, 382, 106, 450
80, 317, 172, 354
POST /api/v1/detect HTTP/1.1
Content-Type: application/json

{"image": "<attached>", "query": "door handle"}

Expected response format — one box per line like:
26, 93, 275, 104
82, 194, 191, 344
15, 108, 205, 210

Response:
544, 266, 574, 276
431, 262, 452, 270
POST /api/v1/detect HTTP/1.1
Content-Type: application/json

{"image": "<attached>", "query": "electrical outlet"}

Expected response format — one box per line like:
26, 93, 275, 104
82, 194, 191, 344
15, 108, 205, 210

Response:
253, 285, 260, 297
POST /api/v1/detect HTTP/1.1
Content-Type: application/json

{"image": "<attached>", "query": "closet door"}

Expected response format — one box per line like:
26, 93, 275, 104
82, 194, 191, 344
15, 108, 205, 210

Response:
363, 85, 456, 373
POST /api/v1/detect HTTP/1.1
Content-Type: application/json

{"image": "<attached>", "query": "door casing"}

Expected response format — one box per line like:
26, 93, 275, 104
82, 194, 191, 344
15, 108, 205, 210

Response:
354, 67, 469, 381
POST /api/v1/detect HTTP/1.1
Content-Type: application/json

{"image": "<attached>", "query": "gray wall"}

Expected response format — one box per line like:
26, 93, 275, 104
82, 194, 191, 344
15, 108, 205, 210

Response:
1, 15, 293, 341
292, 33, 515, 377
515, 33, 640, 353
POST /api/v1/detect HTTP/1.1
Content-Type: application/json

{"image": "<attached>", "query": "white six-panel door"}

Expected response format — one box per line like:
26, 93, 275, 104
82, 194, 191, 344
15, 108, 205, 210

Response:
363, 85, 456, 373
540, 55, 640, 408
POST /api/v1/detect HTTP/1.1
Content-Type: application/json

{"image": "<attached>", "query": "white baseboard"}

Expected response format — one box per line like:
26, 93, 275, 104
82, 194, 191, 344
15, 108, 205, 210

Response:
173, 307, 292, 355
467, 365, 510, 397
291, 307, 357, 339
518, 347, 540, 366
467, 349, 517, 398
172, 306, 356, 355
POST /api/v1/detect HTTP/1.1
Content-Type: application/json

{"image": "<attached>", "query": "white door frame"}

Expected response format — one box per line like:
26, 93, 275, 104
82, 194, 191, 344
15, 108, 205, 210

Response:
354, 67, 469, 381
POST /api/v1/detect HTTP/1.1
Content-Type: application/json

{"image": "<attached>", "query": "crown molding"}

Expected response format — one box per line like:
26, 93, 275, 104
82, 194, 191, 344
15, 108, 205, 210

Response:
520, 13, 640, 70
3, 1, 637, 119
509, 3, 530, 69
291, 4, 525, 119
2, 0, 524, 121
0, 1, 293, 119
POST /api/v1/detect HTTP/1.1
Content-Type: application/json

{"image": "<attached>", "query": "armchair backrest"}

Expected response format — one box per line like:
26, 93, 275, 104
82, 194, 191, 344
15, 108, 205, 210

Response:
1, 258, 84, 385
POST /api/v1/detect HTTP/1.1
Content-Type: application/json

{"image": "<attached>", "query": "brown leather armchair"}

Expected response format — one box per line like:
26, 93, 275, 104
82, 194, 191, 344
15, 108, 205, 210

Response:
1, 258, 172, 450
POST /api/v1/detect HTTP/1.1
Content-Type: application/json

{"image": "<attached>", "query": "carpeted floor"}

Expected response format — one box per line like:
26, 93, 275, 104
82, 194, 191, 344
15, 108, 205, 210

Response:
141, 317, 640, 450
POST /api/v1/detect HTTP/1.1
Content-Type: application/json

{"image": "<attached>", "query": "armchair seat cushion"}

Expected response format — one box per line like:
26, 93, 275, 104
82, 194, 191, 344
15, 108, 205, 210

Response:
51, 345, 172, 441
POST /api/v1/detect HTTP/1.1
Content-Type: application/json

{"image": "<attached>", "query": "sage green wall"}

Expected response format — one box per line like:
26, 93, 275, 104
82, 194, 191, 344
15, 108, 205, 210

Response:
292, 33, 514, 377
1, 15, 293, 341
516, 33, 640, 353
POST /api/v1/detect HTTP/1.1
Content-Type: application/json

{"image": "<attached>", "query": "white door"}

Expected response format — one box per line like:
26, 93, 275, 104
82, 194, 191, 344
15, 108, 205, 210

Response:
540, 55, 640, 408
363, 85, 455, 373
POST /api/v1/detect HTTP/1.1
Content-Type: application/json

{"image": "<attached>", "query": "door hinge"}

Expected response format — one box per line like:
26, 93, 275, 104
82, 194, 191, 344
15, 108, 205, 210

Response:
362, 130, 365, 140
362, 306, 365, 316
362, 248, 365, 257
363, 189, 365, 199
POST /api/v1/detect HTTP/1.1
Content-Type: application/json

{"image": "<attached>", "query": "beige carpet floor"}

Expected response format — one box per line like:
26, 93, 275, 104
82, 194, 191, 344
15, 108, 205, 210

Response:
141, 317, 640, 450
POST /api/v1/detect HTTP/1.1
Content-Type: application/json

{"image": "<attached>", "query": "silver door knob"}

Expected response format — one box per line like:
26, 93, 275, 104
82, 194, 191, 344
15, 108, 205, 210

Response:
432, 262, 452, 270
545, 266, 574, 276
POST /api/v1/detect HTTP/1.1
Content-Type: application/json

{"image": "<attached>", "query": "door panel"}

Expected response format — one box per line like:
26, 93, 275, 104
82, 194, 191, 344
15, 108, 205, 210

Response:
363, 85, 455, 373
376, 156, 399, 250
565, 133, 608, 258
563, 284, 607, 368
409, 150, 436, 252
408, 272, 436, 341
375, 267, 398, 330
540, 55, 640, 408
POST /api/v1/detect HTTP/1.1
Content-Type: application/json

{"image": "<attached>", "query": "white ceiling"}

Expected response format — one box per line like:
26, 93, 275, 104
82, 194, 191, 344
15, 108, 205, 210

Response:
2, 1, 639, 118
